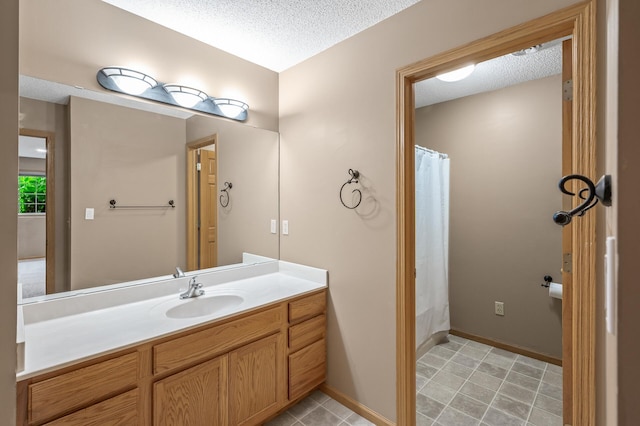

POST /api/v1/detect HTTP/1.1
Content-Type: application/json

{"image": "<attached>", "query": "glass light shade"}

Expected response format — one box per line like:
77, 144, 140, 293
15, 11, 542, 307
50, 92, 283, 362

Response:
101, 67, 157, 95
163, 84, 208, 108
213, 98, 249, 118
436, 64, 476, 82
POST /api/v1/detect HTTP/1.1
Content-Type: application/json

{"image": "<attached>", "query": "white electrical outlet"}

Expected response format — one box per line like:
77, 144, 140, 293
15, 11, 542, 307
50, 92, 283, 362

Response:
495, 301, 504, 316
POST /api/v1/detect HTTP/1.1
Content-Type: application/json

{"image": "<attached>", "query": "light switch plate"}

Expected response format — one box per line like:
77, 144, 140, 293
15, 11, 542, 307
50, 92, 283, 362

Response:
85, 208, 94, 220
270, 219, 277, 234
282, 220, 289, 235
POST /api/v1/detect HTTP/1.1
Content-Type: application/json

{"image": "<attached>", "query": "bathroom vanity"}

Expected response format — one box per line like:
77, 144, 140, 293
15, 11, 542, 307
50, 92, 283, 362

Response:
16, 259, 327, 425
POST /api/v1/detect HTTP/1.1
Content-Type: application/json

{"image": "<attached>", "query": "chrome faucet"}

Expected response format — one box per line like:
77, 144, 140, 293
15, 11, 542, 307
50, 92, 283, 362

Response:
173, 266, 185, 278
180, 276, 204, 299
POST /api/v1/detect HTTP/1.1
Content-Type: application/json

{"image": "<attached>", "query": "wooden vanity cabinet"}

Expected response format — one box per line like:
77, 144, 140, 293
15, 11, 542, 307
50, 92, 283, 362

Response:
154, 355, 228, 426
17, 289, 327, 426
287, 291, 327, 402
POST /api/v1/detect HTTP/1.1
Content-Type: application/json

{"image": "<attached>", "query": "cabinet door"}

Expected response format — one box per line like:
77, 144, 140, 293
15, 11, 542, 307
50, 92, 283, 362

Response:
154, 355, 228, 426
229, 333, 286, 426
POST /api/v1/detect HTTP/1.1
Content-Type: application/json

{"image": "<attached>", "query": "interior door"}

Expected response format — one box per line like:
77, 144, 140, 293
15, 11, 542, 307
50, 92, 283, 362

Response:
561, 37, 573, 425
199, 149, 218, 269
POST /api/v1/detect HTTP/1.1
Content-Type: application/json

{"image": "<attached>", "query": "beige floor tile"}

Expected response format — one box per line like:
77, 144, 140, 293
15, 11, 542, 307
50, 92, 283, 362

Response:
468, 371, 503, 391
308, 390, 330, 404
511, 362, 544, 380
516, 355, 547, 371
460, 345, 490, 361
429, 345, 457, 360
541, 370, 562, 388
490, 394, 531, 420
498, 382, 536, 405
431, 370, 466, 391
538, 382, 562, 401
528, 407, 563, 426
452, 353, 482, 370
436, 406, 480, 426
416, 393, 446, 419
483, 352, 516, 370
476, 362, 508, 379
504, 371, 540, 392
420, 353, 447, 369
417, 361, 440, 379
323, 398, 354, 420
300, 406, 342, 426
288, 396, 319, 419
459, 381, 497, 405
482, 407, 525, 426
449, 393, 488, 420
533, 394, 562, 417
420, 381, 457, 405
489, 347, 518, 360
417, 412, 434, 426
442, 360, 474, 379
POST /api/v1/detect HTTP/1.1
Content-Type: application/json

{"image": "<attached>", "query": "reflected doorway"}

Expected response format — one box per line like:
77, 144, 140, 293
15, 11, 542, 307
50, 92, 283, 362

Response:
186, 135, 218, 270
17, 129, 55, 299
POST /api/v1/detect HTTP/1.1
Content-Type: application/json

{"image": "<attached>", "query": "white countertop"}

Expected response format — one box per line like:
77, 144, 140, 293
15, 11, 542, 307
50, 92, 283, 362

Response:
18, 259, 327, 380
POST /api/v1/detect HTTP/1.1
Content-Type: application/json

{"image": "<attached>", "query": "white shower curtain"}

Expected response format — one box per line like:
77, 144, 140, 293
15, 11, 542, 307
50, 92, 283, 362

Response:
415, 146, 450, 350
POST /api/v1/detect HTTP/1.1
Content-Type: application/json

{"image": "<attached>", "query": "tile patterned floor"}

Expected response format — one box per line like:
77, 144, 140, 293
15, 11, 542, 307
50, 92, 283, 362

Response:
268, 335, 562, 426
417, 335, 563, 426
264, 389, 375, 426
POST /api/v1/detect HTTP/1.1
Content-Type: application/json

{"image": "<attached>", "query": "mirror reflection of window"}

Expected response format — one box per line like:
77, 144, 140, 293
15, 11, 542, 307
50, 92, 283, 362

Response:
17, 135, 48, 299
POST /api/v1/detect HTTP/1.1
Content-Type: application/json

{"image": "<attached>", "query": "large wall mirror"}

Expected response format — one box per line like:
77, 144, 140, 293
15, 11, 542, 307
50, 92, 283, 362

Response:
18, 76, 279, 303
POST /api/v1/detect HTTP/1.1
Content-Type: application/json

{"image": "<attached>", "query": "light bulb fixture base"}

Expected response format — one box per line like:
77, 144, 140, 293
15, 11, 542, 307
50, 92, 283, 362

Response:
97, 67, 249, 121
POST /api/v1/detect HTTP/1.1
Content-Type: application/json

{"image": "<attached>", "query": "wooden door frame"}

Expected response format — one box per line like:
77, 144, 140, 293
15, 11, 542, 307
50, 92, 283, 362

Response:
186, 134, 217, 271
19, 128, 55, 295
395, 2, 596, 425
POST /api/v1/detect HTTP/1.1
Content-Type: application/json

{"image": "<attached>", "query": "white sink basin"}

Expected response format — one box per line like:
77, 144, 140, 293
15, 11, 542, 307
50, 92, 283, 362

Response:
166, 295, 244, 319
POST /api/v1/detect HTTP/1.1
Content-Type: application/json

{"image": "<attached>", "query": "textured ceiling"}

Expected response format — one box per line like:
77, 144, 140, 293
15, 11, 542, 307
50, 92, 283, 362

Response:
415, 41, 563, 108
102, 0, 422, 72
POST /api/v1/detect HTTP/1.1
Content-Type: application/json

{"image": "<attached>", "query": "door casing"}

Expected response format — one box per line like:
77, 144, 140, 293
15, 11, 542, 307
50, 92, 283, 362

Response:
395, 2, 596, 425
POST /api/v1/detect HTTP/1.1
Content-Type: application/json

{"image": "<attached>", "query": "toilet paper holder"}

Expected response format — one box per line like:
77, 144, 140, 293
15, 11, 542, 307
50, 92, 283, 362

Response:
541, 275, 553, 288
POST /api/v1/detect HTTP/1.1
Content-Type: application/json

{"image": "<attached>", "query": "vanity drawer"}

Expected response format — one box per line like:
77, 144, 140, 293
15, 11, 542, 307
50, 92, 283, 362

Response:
288, 338, 326, 401
44, 389, 138, 426
288, 291, 326, 324
154, 305, 284, 374
288, 314, 326, 353
29, 352, 138, 425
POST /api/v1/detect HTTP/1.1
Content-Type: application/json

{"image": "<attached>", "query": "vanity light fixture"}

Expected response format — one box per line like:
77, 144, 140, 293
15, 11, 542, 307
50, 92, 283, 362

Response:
163, 84, 208, 108
436, 64, 476, 82
99, 67, 158, 95
96, 67, 249, 121
213, 98, 249, 119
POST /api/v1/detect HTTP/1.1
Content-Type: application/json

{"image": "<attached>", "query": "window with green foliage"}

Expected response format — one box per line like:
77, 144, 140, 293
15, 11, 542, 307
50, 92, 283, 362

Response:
18, 176, 46, 213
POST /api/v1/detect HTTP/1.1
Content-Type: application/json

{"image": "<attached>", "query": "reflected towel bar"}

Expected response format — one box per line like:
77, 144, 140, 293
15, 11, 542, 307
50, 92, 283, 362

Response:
109, 199, 175, 209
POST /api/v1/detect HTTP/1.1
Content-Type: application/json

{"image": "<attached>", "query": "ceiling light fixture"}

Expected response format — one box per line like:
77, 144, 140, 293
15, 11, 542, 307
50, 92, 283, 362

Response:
213, 98, 249, 119
96, 67, 249, 121
99, 67, 158, 95
436, 64, 476, 82
163, 84, 208, 108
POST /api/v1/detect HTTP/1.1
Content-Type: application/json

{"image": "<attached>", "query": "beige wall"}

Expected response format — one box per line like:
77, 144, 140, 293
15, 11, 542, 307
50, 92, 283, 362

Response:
69, 97, 187, 289
279, 0, 578, 419
19, 98, 70, 293
18, 216, 45, 259
186, 116, 280, 265
416, 75, 562, 358
18, 156, 45, 174
0, 0, 18, 423
19, 0, 279, 132
617, 0, 640, 422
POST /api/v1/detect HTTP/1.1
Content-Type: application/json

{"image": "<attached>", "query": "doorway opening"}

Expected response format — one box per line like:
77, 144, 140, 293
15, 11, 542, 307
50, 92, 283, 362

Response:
186, 135, 219, 271
17, 129, 55, 299
396, 3, 596, 425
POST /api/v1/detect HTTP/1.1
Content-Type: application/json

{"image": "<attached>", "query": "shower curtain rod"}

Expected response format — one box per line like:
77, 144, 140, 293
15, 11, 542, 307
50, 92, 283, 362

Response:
415, 145, 449, 159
